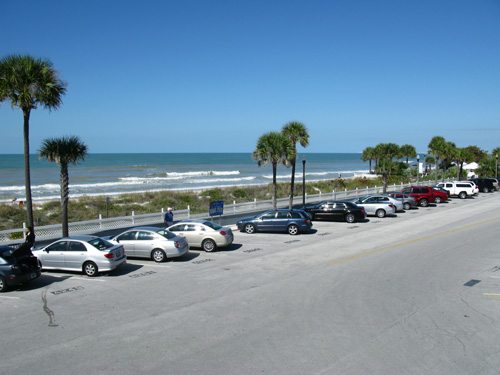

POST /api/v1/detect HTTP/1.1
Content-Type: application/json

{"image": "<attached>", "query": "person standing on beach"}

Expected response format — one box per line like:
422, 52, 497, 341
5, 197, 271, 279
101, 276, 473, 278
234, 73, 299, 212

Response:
165, 208, 174, 227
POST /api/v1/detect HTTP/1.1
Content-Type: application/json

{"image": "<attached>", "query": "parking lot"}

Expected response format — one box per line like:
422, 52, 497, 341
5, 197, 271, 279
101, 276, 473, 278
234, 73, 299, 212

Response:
2, 192, 500, 374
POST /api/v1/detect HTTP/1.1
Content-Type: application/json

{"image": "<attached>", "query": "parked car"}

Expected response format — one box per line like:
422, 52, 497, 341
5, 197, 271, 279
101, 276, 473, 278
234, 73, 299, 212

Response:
432, 186, 451, 198
0, 246, 42, 292
469, 178, 495, 193
435, 181, 475, 199
237, 209, 312, 235
303, 200, 366, 223
487, 178, 499, 191
461, 180, 479, 195
386, 192, 418, 210
429, 187, 449, 203
348, 196, 396, 218
33, 236, 126, 276
167, 219, 233, 252
106, 226, 189, 262
400, 186, 437, 207
364, 194, 404, 212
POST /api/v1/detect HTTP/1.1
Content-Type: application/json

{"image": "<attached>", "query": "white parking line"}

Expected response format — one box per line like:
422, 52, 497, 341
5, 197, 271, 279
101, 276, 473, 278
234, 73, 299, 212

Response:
0, 295, 20, 299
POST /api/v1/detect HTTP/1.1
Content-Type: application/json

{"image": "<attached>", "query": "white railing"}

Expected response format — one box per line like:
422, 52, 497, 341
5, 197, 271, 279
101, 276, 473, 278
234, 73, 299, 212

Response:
0, 183, 408, 246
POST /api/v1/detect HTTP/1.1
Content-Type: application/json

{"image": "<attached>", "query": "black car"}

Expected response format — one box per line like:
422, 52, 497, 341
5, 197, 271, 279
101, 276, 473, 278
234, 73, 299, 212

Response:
469, 178, 495, 193
304, 200, 366, 223
237, 209, 312, 235
0, 246, 41, 292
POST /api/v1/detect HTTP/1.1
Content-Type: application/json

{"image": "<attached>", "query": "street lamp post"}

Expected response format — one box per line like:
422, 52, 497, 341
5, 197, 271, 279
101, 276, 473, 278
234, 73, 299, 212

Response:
416, 154, 420, 185
496, 153, 498, 179
302, 156, 306, 208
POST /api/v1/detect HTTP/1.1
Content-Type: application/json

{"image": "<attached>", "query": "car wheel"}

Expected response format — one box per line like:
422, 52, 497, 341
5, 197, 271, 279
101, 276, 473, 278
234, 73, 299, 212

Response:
0, 276, 7, 293
459, 191, 467, 199
202, 239, 216, 252
345, 213, 356, 223
152, 249, 167, 262
483, 187, 489, 193
83, 261, 98, 277
287, 224, 299, 235
376, 209, 386, 218
403, 202, 411, 210
420, 198, 429, 207
244, 223, 256, 234
435, 196, 442, 204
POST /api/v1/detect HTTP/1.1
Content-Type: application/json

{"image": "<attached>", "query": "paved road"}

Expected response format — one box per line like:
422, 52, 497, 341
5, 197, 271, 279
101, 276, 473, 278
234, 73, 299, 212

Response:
1, 193, 500, 374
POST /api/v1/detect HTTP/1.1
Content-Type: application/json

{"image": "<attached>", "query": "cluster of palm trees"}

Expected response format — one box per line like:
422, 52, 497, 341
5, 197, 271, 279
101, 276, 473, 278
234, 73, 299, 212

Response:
1, 54, 87, 237
362, 137, 499, 193
252, 121, 309, 209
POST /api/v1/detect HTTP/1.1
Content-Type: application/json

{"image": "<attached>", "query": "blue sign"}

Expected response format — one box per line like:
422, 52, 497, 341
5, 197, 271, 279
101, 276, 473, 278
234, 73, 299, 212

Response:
209, 201, 224, 216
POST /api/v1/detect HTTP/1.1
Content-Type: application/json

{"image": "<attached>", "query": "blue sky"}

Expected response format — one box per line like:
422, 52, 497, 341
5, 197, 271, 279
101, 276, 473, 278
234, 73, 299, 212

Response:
1, 0, 499, 154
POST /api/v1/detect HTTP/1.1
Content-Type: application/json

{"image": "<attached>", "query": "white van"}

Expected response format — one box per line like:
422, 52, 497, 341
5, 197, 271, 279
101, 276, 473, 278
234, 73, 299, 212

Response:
435, 181, 475, 199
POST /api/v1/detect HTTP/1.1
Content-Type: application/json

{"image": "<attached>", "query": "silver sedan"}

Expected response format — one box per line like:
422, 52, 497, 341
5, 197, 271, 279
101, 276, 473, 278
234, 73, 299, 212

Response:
33, 235, 126, 276
349, 196, 396, 218
364, 194, 404, 211
167, 220, 234, 252
386, 192, 418, 210
107, 226, 189, 262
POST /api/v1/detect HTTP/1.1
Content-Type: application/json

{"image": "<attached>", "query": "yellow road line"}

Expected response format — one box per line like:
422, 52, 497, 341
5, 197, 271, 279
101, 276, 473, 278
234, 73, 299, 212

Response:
329, 217, 500, 266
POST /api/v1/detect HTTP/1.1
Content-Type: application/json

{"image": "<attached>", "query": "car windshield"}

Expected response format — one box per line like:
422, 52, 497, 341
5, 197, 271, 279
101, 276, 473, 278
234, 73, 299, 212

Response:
156, 229, 177, 239
202, 221, 222, 230
87, 238, 114, 250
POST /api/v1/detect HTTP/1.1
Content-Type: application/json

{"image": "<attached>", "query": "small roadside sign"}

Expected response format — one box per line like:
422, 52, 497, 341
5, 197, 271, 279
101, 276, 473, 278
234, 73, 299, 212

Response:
209, 201, 224, 217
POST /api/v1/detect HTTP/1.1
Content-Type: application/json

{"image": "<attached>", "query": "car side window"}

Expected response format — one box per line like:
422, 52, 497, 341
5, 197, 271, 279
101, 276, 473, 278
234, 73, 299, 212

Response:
194, 225, 205, 231
47, 241, 68, 252
68, 241, 86, 252
276, 211, 290, 219
421, 188, 429, 193
337, 203, 346, 208
290, 211, 302, 219
168, 225, 182, 231
138, 231, 155, 240
261, 212, 276, 220
118, 231, 137, 241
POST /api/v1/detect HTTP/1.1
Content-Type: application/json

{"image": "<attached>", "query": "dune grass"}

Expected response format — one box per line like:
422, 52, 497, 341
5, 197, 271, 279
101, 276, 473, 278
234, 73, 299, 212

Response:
1, 175, 411, 231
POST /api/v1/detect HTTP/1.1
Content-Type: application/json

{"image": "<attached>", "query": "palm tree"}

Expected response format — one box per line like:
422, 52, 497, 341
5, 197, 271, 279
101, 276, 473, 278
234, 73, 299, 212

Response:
361, 146, 376, 174
399, 144, 417, 164
252, 132, 292, 209
441, 141, 457, 181
428, 136, 446, 186
0, 54, 67, 229
281, 121, 309, 209
374, 143, 400, 193
39, 136, 88, 237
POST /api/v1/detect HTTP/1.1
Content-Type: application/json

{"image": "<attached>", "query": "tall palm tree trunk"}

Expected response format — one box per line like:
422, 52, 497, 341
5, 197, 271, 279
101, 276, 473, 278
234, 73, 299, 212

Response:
61, 162, 69, 237
272, 163, 278, 209
23, 109, 34, 229
288, 159, 296, 209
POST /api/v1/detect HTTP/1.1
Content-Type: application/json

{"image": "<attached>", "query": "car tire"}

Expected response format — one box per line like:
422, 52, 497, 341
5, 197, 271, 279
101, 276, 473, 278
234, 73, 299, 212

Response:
202, 239, 216, 252
483, 187, 489, 193
83, 261, 98, 277
287, 224, 299, 235
152, 249, 166, 262
0, 276, 7, 293
403, 202, 411, 210
376, 209, 386, 218
345, 213, 356, 223
420, 198, 429, 207
244, 223, 256, 234
459, 191, 467, 199
435, 196, 442, 204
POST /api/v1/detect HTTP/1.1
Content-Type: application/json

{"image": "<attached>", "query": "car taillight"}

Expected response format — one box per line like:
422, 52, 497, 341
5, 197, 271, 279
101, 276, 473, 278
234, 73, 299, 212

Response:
389, 204, 394, 208
360, 209, 365, 214
104, 253, 115, 259
220, 231, 227, 235
174, 241, 181, 248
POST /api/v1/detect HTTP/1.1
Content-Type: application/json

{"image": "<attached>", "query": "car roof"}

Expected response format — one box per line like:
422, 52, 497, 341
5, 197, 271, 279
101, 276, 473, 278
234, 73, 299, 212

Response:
125, 226, 162, 231
58, 235, 100, 241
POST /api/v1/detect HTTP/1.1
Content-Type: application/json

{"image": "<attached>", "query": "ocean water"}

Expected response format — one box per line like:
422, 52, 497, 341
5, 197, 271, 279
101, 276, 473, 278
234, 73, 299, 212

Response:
0, 153, 370, 202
